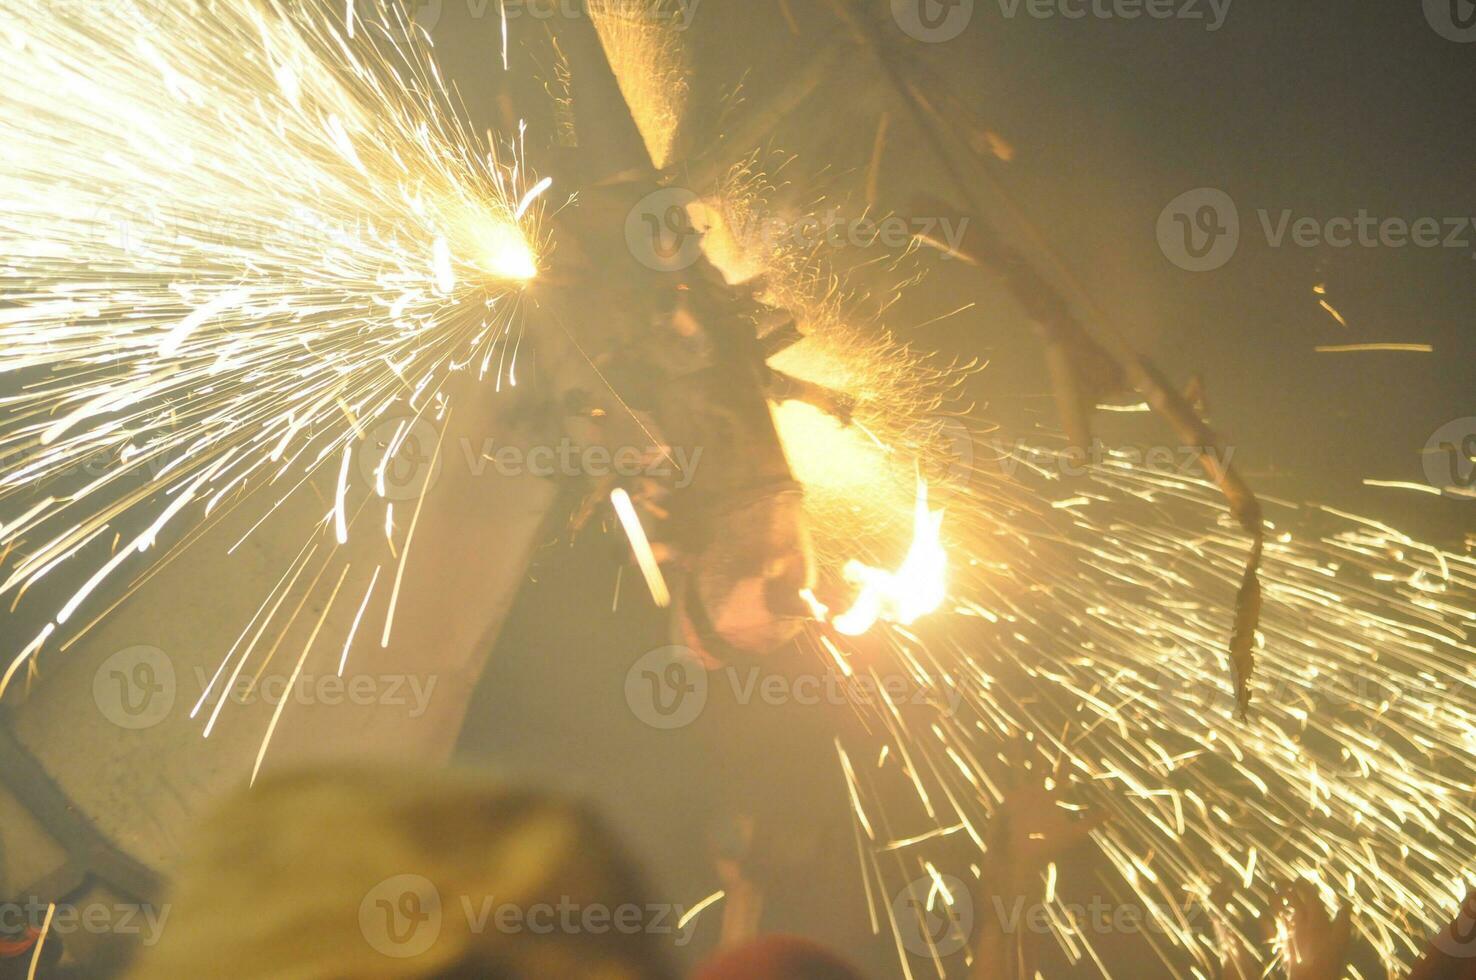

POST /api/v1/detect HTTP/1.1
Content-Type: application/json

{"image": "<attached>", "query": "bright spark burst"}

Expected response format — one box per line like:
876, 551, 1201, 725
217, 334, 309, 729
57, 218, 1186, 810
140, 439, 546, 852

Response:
776, 329, 1476, 977
0, 0, 544, 699
699, 129, 1476, 977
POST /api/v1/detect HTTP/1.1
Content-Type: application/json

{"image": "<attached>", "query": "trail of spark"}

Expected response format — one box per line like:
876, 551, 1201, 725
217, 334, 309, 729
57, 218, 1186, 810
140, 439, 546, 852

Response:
250, 561, 351, 786
339, 565, 380, 677
611, 487, 670, 608
380, 415, 448, 647
25, 903, 55, 980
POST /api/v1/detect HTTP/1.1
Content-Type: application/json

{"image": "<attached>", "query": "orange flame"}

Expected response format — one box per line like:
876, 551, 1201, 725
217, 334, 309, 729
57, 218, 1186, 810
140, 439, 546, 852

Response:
832, 481, 947, 636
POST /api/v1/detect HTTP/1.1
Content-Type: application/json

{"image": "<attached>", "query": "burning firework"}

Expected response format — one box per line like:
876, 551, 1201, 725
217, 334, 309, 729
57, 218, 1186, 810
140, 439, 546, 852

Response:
0, 0, 544, 710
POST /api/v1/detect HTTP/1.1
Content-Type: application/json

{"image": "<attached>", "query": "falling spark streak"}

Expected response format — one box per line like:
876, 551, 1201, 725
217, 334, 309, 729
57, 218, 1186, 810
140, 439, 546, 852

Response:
611, 487, 671, 608
677, 890, 726, 931
251, 562, 351, 786
333, 443, 352, 544
1315, 344, 1434, 353
500, 0, 510, 71
1363, 480, 1444, 497
516, 177, 555, 219
381, 415, 448, 647
340, 565, 381, 676
25, 903, 55, 980
1318, 299, 1349, 328
158, 286, 254, 358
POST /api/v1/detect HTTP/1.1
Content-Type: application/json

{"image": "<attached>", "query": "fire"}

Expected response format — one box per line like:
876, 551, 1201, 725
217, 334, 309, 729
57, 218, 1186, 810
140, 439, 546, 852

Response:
470, 215, 540, 282
832, 481, 947, 636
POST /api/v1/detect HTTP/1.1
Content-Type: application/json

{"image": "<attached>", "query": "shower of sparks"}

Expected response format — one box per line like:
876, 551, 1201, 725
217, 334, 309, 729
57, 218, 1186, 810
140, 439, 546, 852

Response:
0, 0, 544, 715
687, 129, 1476, 976
0, 3, 1470, 977
774, 337, 1476, 977
766, 347, 1473, 975
587, 0, 691, 171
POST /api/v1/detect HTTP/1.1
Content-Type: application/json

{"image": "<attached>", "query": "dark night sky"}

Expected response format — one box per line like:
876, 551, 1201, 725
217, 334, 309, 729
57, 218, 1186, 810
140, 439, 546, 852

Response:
914, 0, 1475, 538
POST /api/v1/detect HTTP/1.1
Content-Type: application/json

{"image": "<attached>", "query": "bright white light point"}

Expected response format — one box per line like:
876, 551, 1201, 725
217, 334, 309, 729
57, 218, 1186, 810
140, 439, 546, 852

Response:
833, 481, 946, 636
474, 220, 537, 281
432, 236, 456, 294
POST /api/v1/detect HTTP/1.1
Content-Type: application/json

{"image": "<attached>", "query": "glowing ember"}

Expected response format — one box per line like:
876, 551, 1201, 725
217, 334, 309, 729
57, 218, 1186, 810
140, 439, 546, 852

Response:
611, 488, 671, 609
832, 481, 947, 636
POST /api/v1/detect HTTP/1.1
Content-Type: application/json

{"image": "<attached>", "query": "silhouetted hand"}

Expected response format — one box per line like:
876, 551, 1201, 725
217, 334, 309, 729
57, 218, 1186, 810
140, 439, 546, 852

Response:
971, 735, 1107, 980
981, 738, 1107, 898
1274, 880, 1352, 980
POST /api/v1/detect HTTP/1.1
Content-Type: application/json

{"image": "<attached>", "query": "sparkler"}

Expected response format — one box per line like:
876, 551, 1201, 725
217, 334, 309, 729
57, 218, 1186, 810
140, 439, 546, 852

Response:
0, 0, 544, 702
